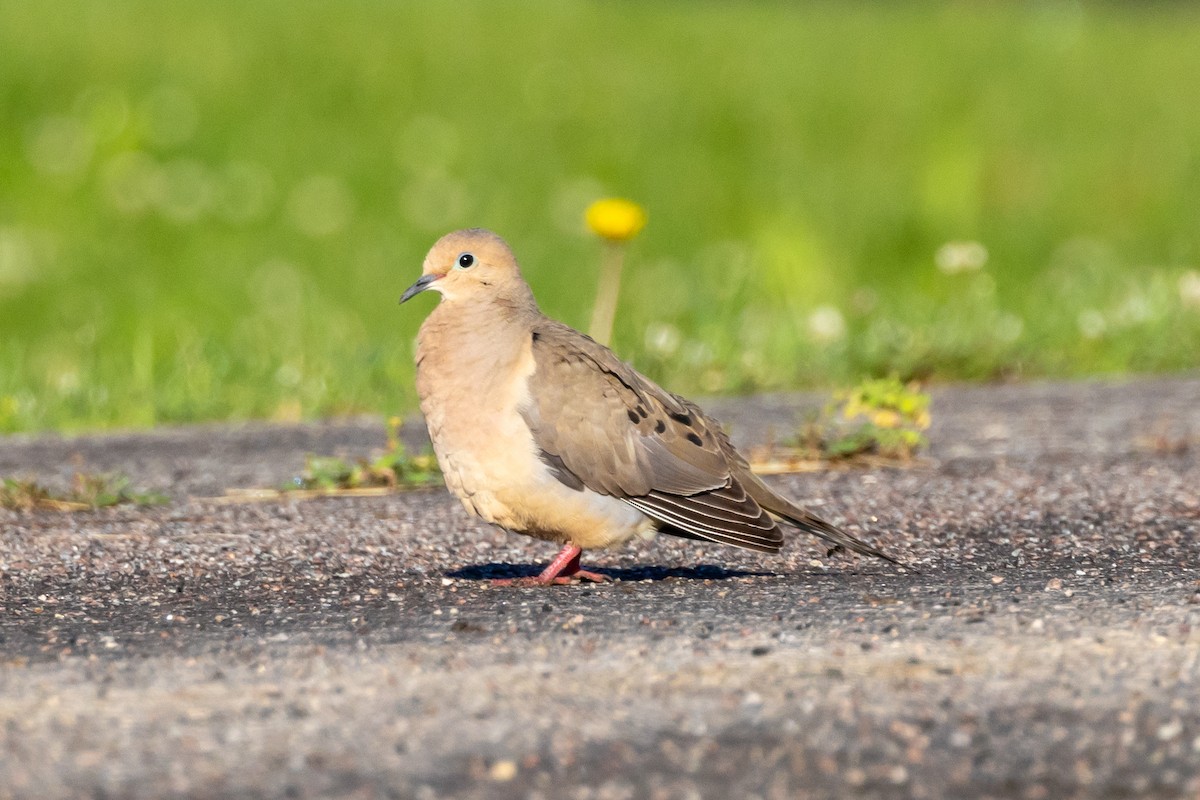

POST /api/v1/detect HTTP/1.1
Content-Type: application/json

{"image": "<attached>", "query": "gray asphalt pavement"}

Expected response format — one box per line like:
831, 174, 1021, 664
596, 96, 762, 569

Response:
1, 376, 1198, 799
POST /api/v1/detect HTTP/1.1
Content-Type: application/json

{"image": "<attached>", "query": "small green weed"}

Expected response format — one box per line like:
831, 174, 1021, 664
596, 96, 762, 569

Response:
1, 472, 169, 511
809, 377, 931, 461
751, 377, 931, 471
290, 417, 440, 492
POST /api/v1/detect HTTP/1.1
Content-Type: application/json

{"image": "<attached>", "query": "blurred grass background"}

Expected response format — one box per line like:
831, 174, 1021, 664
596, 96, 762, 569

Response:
2, 0, 1199, 433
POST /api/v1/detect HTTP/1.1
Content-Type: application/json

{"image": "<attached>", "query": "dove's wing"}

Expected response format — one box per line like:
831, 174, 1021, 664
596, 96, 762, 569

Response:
519, 319, 783, 553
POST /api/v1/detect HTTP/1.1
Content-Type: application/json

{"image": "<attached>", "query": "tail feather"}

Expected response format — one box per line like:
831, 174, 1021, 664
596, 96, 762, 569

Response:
743, 475, 912, 570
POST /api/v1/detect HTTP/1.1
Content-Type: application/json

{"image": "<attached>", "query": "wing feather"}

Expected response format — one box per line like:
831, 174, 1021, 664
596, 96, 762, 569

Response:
626, 486, 783, 553
521, 320, 729, 497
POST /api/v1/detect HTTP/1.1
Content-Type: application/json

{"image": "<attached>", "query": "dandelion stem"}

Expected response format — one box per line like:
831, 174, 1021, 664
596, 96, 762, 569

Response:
588, 242, 625, 347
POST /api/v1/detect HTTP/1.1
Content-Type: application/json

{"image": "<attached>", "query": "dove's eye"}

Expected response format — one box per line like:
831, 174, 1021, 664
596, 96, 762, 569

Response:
455, 253, 475, 270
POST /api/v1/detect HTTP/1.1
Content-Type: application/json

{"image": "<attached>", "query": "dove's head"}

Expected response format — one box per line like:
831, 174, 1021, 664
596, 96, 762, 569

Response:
400, 228, 534, 307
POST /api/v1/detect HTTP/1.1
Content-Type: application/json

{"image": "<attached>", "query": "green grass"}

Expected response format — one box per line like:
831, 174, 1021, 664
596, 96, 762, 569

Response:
2, 1, 1199, 432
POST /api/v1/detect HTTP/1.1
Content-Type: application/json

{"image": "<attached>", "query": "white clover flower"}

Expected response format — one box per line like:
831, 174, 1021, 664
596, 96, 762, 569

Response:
935, 241, 988, 275
643, 321, 681, 358
807, 305, 846, 342
1179, 270, 1200, 310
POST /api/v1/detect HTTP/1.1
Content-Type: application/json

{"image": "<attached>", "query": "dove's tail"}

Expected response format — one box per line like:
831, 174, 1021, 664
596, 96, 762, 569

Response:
745, 477, 913, 571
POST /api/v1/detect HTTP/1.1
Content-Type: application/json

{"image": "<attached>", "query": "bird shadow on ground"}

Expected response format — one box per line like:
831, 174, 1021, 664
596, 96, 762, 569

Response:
446, 563, 775, 582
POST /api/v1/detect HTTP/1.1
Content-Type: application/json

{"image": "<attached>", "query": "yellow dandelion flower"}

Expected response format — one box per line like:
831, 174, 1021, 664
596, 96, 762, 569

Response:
869, 409, 902, 429
585, 198, 647, 242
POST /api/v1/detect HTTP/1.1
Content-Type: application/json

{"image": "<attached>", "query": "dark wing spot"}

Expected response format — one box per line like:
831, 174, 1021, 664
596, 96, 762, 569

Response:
635, 405, 648, 419
532, 331, 541, 342
626, 409, 639, 424
654, 419, 666, 434
686, 432, 703, 446
670, 411, 694, 427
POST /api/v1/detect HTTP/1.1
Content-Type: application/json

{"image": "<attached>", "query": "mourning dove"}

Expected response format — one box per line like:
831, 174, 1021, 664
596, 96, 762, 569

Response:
401, 228, 904, 585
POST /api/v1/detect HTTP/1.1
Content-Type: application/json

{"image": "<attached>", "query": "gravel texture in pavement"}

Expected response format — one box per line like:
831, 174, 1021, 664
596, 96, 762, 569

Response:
1, 376, 1198, 799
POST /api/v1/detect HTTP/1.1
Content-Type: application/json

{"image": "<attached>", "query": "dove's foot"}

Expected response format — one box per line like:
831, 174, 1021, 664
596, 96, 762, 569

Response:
491, 544, 609, 586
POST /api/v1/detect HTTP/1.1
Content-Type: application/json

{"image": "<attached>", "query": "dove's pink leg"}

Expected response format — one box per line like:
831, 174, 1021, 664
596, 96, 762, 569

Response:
492, 544, 609, 586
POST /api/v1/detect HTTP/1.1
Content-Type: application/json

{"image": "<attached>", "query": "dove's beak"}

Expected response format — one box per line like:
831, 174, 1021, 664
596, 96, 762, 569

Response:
400, 274, 439, 304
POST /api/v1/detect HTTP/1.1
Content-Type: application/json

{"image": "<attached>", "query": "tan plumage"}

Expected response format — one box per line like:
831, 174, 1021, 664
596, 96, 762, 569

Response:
401, 228, 904, 584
